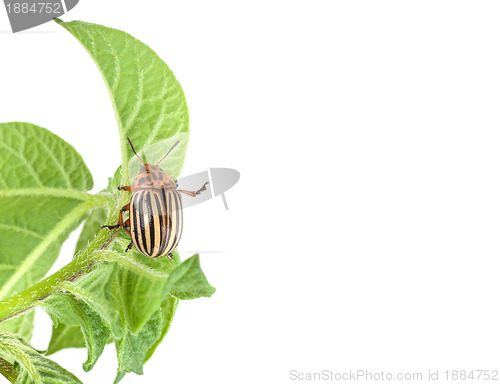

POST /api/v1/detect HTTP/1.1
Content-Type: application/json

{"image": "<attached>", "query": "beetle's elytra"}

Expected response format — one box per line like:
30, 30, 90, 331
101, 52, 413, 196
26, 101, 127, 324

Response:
102, 138, 208, 259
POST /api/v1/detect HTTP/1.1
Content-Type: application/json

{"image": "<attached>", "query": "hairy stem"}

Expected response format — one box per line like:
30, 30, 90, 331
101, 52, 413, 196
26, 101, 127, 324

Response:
0, 357, 17, 383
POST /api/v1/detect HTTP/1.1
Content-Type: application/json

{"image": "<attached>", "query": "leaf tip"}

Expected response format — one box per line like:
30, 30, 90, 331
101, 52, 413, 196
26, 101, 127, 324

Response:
113, 371, 127, 384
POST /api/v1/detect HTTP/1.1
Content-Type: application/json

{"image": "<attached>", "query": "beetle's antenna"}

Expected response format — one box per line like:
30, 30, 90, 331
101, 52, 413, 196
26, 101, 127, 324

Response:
156, 141, 180, 165
127, 137, 146, 166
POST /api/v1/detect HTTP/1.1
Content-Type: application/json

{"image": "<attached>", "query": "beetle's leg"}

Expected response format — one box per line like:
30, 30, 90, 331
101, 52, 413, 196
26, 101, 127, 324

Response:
125, 242, 133, 252
178, 182, 209, 197
102, 223, 120, 230
122, 219, 131, 236
167, 253, 173, 260
102, 203, 130, 230
120, 203, 131, 215
118, 185, 139, 192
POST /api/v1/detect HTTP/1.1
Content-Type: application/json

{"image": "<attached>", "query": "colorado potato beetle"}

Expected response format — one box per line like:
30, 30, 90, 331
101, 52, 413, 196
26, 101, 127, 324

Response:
103, 138, 208, 259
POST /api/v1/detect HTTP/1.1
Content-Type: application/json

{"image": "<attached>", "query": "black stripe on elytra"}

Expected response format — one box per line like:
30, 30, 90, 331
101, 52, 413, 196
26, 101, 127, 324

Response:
138, 192, 148, 255
131, 193, 143, 254
146, 191, 154, 256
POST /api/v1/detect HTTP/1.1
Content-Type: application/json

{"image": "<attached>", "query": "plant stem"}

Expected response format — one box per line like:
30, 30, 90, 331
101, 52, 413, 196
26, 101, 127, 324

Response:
0, 357, 17, 383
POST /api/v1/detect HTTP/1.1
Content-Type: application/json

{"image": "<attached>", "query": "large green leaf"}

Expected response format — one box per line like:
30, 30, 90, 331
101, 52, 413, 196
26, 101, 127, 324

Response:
56, 19, 189, 183
0, 123, 93, 339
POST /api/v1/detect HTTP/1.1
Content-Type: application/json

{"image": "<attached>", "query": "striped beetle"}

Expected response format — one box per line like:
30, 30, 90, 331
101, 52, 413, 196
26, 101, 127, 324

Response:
103, 138, 208, 259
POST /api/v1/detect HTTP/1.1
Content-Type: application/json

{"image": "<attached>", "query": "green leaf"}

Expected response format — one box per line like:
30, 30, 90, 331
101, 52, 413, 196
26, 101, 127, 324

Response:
99, 249, 170, 280
0, 313, 34, 344
0, 331, 82, 384
115, 308, 163, 375
0, 122, 93, 339
144, 294, 178, 363
114, 254, 213, 373
115, 294, 178, 375
60, 263, 122, 338
57, 20, 190, 184
117, 250, 178, 335
113, 371, 127, 384
47, 325, 85, 356
68, 298, 110, 372
46, 265, 120, 365
167, 255, 216, 300
117, 252, 215, 335
42, 294, 85, 356
38, 294, 80, 328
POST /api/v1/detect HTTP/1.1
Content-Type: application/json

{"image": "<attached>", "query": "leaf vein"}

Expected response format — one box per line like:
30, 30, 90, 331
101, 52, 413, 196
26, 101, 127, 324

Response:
0, 223, 44, 240
36, 139, 72, 188
97, 30, 121, 94
123, 44, 145, 133
0, 142, 43, 187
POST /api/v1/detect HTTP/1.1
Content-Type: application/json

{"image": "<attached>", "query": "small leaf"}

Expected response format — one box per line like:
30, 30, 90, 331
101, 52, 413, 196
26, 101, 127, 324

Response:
0, 122, 93, 339
144, 294, 178, 363
117, 250, 178, 335
113, 371, 126, 384
15, 352, 83, 384
42, 294, 86, 356
47, 325, 85, 355
38, 294, 80, 328
0, 331, 82, 384
167, 255, 216, 300
60, 263, 122, 338
68, 298, 110, 372
115, 309, 163, 375
0, 313, 34, 344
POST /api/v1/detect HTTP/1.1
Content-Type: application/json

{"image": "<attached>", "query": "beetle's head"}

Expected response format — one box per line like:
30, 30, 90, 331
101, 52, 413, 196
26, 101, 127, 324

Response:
127, 137, 179, 180
139, 163, 161, 174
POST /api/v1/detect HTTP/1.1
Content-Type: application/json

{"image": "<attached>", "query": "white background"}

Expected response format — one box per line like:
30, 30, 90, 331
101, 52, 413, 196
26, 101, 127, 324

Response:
1, 1, 500, 383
